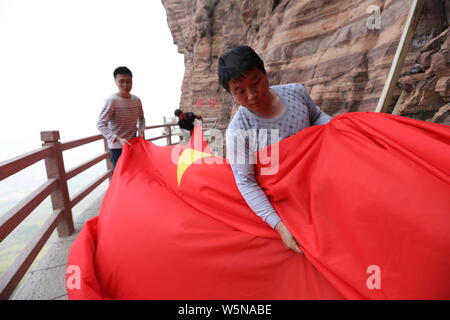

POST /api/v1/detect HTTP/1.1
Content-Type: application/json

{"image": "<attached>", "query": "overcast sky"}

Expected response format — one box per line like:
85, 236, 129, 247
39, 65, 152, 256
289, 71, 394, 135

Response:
0, 0, 184, 160
0, 0, 185, 212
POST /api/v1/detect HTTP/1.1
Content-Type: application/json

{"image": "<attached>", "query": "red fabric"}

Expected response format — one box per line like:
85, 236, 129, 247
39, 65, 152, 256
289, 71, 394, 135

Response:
67, 112, 450, 299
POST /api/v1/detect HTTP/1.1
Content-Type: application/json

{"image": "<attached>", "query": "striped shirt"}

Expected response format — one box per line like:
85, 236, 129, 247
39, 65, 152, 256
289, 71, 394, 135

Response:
97, 93, 146, 149
226, 83, 332, 228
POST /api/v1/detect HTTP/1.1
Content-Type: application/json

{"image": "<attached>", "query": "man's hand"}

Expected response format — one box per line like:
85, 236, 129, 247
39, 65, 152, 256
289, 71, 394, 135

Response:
115, 136, 131, 146
275, 221, 303, 254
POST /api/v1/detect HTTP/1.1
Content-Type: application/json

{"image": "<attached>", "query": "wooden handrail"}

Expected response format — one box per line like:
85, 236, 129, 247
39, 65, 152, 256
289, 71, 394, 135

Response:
66, 152, 109, 180
147, 134, 171, 142
70, 170, 113, 208
0, 209, 63, 300
145, 123, 178, 130
0, 146, 53, 182
145, 120, 215, 131
60, 134, 103, 152
58, 123, 182, 152
0, 179, 58, 243
0, 121, 184, 299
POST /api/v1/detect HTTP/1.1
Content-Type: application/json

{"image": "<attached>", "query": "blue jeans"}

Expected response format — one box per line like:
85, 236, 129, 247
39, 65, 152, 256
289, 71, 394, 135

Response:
109, 148, 122, 169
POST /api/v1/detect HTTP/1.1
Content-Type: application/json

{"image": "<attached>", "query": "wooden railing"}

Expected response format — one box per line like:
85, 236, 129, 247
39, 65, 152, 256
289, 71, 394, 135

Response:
0, 121, 185, 299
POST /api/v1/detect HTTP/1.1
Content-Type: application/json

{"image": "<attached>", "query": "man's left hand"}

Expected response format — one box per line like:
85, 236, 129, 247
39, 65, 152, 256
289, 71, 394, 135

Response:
275, 221, 303, 254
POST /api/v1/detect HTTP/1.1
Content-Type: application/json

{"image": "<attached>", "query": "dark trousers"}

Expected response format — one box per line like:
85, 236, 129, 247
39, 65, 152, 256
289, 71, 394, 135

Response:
109, 148, 122, 169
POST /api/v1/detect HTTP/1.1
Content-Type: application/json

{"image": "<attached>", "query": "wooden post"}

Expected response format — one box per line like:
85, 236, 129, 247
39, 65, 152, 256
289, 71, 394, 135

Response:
103, 137, 113, 177
375, 0, 424, 113
40, 131, 74, 237
392, 90, 408, 115
167, 125, 172, 146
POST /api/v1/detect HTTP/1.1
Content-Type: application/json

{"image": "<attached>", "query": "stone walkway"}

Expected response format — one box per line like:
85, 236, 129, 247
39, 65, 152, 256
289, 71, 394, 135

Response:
10, 194, 103, 300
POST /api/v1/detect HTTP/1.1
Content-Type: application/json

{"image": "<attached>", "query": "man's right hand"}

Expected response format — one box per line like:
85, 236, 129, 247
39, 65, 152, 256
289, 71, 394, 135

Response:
115, 136, 131, 146
275, 221, 303, 254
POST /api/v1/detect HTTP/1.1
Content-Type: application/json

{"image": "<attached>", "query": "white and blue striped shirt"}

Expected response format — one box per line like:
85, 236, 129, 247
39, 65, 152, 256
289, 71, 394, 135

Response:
97, 94, 146, 149
226, 83, 331, 228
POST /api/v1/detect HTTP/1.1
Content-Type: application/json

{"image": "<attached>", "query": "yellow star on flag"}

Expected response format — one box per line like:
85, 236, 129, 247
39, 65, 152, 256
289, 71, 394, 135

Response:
177, 148, 214, 187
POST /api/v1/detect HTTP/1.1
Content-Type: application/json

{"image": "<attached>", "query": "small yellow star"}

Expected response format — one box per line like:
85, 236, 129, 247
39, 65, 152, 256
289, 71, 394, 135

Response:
177, 148, 214, 187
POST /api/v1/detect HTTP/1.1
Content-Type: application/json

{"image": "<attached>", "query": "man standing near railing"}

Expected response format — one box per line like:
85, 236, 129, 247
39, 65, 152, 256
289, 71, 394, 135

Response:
97, 66, 146, 168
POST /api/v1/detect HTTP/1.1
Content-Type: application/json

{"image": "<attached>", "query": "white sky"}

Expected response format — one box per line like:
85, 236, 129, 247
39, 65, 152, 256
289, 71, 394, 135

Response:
0, 0, 185, 213
0, 0, 184, 160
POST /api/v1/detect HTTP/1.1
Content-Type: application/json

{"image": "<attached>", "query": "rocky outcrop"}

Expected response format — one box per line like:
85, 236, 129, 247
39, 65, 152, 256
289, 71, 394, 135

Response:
161, 0, 450, 129
396, 27, 450, 124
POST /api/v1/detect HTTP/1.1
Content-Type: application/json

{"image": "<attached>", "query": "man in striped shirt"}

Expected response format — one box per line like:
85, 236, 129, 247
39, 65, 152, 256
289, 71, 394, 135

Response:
97, 66, 146, 168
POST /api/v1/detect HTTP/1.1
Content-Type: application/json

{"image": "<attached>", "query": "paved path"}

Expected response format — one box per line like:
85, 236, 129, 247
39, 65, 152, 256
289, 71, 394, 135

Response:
11, 195, 103, 300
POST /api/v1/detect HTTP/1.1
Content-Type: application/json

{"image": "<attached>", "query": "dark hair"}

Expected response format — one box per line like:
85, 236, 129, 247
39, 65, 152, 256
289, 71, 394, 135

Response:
174, 109, 182, 116
113, 66, 133, 79
218, 45, 266, 92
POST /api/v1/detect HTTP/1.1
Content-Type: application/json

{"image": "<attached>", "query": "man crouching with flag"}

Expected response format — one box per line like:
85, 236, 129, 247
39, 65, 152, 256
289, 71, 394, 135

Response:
219, 45, 332, 254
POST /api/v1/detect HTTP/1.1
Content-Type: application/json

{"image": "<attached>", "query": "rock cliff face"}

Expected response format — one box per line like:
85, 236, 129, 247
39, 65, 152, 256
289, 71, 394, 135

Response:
397, 27, 449, 123
161, 0, 449, 129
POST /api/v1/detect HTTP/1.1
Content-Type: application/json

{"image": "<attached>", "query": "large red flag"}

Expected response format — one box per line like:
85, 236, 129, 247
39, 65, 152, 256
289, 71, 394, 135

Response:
67, 112, 450, 299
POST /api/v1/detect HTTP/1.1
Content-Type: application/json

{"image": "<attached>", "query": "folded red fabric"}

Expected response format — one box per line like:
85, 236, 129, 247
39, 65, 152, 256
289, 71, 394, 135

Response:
67, 112, 450, 299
